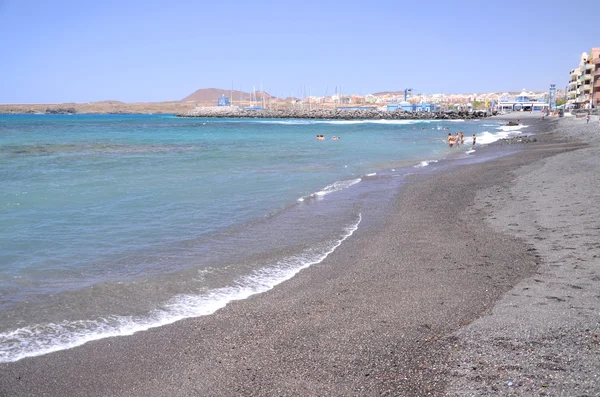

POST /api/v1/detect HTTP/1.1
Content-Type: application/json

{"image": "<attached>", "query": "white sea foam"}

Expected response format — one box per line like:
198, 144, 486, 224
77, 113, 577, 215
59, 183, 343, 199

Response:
258, 119, 436, 126
297, 178, 361, 202
365, 172, 377, 177
414, 160, 439, 168
472, 123, 528, 146
0, 214, 361, 363
497, 124, 527, 132
254, 119, 315, 125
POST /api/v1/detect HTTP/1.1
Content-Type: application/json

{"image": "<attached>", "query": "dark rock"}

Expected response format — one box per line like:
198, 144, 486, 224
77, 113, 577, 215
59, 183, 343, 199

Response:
177, 107, 490, 120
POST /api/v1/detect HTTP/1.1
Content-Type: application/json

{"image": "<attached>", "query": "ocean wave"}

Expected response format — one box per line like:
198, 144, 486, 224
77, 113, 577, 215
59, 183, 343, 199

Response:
414, 160, 439, 168
320, 119, 434, 125
252, 119, 315, 125
251, 119, 438, 126
0, 214, 362, 363
497, 124, 527, 132
297, 178, 361, 202
365, 172, 377, 177
476, 129, 523, 145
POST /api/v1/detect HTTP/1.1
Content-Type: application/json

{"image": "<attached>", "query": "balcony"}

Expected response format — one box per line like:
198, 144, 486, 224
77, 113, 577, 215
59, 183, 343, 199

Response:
585, 63, 594, 71
582, 84, 592, 93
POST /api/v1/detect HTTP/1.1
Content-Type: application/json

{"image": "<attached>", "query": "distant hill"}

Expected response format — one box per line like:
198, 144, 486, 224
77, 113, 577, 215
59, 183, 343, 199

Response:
182, 88, 275, 103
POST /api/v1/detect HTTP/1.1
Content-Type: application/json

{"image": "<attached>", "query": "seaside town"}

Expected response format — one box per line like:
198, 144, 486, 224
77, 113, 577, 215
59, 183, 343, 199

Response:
186, 46, 599, 115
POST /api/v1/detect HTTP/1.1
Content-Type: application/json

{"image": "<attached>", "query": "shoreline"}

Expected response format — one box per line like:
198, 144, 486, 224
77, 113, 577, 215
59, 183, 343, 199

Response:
1, 113, 597, 396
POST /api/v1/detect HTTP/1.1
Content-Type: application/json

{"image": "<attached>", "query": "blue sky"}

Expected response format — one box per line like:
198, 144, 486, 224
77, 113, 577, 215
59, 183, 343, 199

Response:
1, 0, 598, 103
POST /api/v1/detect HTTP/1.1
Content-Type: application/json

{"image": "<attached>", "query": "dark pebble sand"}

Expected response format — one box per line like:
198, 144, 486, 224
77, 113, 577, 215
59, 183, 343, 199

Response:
1, 113, 598, 397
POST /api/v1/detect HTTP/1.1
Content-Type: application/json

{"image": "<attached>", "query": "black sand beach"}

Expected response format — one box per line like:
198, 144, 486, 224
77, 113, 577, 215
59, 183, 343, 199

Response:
1, 113, 598, 396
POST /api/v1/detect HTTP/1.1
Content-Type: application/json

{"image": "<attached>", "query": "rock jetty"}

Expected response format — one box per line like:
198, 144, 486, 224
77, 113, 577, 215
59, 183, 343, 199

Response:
178, 106, 492, 120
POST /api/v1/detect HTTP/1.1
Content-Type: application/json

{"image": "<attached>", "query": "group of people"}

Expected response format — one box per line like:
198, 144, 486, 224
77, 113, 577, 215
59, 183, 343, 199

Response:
447, 131, 476, 149
316, 135, 339, 140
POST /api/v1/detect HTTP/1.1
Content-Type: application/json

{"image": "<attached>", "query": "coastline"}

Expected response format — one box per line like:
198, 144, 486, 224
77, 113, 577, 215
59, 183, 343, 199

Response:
1, 113, 598, 396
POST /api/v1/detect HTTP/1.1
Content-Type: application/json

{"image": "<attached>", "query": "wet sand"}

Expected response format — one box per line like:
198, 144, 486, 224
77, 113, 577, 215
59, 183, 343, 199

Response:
1, 113, 598, 396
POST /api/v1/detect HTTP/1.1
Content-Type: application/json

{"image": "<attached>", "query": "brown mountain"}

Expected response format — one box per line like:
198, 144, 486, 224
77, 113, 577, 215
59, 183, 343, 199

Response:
182, 88, 274, 103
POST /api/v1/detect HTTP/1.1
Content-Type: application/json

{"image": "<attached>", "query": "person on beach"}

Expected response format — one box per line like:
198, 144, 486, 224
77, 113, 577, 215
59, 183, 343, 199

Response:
587, 113, 590, 124
447, 132, 454, 148
455, 132, 460, 148
460, 132, 465, 144
472, 134, 476, 149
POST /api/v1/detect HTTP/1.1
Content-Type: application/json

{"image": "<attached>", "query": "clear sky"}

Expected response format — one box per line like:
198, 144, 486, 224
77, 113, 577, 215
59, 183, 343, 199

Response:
1, 0, 598, 103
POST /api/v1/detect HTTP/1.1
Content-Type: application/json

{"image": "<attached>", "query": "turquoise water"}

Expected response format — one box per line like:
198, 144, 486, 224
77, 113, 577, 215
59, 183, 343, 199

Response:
0, 114, 520, 362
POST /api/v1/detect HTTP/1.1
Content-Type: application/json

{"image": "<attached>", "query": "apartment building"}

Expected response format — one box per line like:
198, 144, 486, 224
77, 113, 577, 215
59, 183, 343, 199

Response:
592, 48, 600, 108
568, 47, 600, 109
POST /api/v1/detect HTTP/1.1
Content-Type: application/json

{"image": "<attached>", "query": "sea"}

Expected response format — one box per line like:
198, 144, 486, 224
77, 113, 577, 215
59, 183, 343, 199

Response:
0, 114, 528, 362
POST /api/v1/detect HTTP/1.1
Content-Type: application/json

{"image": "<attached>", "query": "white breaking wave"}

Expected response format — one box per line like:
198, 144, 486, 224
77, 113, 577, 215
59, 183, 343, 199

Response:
297, 178, 361, 202
365, 172, 377, 177
0, 214, 362, 363
308, 119, 436, 125
470, 123, 529, 146
414, 159, 439, 168
475, 124, 527, 145
497, 124, 527, 132
253, 119, 315, 125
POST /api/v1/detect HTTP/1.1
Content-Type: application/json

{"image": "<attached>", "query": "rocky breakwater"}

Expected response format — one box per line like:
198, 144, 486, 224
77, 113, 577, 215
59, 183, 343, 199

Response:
178, 106, 491, 120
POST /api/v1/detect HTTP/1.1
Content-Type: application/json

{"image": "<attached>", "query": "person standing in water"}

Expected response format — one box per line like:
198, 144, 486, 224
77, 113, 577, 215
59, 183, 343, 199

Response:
447, 132, 454, 148
472, 134, 476, 149
455, 132, 460, 148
